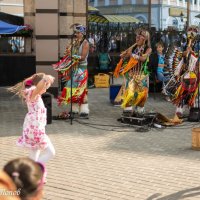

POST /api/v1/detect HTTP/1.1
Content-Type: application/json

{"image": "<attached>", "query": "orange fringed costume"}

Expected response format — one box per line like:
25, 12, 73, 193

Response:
114, 57, 138, 77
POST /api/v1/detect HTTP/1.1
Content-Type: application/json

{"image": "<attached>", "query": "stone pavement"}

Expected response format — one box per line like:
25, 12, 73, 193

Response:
1, 86, 200, 200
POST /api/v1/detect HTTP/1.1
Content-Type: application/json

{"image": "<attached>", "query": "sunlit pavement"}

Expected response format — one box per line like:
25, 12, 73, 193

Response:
1, 86, 200, 200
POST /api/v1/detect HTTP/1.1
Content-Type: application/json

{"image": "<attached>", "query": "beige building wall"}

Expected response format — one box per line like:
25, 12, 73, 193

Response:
0, 0, 23, 16
24, 0, 35, 54
24, 0, 87, 95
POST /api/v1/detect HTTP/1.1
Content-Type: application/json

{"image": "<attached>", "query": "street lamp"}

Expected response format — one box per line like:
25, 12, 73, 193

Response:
180, 11, 186, 30
180, 11, 184, 22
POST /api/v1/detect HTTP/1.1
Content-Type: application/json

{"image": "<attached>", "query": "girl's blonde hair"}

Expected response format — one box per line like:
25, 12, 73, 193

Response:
135, 28, 151, 48
8, 73, 46, 100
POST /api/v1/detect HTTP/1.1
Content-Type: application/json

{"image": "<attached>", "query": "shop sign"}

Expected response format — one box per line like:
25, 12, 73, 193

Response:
169, 8, 186, 17
99, 5, 148, 15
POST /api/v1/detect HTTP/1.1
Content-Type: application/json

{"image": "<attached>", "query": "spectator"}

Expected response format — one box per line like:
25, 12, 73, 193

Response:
149, 41, 170, 99
98, 50, 111, 72
116, 35, 121, 52
3, 158, 45, 200
88, 33, 96, 54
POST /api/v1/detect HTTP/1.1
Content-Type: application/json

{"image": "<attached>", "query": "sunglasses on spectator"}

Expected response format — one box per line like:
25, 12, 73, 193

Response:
136, 34, 145, 39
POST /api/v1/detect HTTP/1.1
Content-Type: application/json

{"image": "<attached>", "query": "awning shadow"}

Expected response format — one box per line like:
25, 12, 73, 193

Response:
146, 186, 200, 200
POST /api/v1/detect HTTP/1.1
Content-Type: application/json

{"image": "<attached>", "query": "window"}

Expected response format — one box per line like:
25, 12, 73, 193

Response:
173, 19, 178, 26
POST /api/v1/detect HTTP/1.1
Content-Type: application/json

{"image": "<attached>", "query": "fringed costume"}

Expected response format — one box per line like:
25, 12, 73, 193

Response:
163, 26, 199, 117
52, 25, 89, 117
114, 29, 151, 115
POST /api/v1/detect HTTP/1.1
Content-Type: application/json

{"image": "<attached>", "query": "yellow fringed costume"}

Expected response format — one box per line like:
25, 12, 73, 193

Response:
121, 74, 148, 108
113, 29, 151, 114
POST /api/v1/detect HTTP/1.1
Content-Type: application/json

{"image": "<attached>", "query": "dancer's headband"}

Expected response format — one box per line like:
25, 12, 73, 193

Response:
74, 25, 86, 35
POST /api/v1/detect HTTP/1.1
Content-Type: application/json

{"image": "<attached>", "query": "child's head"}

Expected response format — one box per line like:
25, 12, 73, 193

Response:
156, 42, 164, 54
31, 73, 54, 95
31, 73, 45, 86
8, 73, 54, 99
3, 158, 45, 200
27, 73, 54, 87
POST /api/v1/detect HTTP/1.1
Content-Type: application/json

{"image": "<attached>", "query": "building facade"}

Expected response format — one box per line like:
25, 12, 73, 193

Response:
89, 0, 200, 30
0, 0, 23, 16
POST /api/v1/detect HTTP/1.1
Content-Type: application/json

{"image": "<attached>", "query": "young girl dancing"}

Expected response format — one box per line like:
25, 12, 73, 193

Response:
8, 73, 55, 164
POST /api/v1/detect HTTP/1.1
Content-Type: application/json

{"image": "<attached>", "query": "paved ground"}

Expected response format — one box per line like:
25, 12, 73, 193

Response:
1, 84, 200, 200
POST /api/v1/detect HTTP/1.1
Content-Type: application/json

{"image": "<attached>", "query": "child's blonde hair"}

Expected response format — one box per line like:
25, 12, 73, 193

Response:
8, 73, 46, 100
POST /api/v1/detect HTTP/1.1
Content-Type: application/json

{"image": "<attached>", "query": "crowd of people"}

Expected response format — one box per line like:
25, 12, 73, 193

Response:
88, 32, 130, 53
87, 28, 188, 54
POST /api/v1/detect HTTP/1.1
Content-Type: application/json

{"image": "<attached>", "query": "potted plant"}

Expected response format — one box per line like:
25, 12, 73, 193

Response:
15, 24, 33, 37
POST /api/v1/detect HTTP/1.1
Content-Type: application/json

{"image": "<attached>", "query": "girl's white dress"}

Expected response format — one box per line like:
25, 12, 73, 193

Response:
17, 86, 49, 150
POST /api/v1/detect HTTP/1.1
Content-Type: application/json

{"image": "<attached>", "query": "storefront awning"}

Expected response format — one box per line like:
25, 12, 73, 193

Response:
88, 6, 99, 12
88, 14, 140, 23
0, 20, 26, 34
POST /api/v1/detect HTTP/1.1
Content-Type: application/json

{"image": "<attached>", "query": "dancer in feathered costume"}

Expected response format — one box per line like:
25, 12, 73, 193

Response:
161, 41, 183, 97
52, 24, 90, 119
114, 29, 152, 114
164, 26, 199, 117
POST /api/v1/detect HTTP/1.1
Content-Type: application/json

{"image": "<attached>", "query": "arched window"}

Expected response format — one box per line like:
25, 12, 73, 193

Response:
172, 19, 178, 26
136, 16, 147, 23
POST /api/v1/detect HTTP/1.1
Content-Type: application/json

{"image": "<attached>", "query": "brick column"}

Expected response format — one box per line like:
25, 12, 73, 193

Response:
24, 0, 35, 54
35, 0, 59, 96
59, 0, 87, 56
24, 0, 87, 96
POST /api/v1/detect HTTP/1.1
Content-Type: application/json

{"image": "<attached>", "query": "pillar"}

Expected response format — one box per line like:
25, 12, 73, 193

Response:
105, 0, 110, 6
23, 0, 35, 54
24, 0, 87, 96
192, 0, 194, 10
183, 0, 186, 7
35, 0, 59, 96
94, 0, 98, 7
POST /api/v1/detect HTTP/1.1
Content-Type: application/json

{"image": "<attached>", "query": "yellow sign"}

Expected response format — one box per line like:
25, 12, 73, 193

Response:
169, 8, 186, 17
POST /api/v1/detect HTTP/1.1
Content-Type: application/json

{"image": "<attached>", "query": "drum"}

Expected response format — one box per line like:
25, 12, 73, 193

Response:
163, 76, 180, 96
